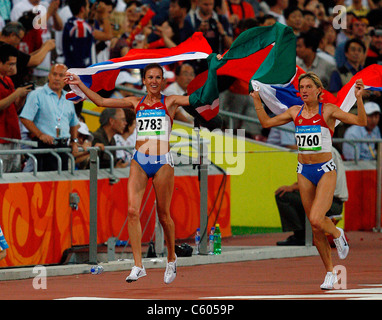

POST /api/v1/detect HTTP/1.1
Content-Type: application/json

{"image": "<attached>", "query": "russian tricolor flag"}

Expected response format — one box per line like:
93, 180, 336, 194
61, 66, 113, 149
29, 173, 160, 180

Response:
66, 32, 212, 102
252, 64, 382, 126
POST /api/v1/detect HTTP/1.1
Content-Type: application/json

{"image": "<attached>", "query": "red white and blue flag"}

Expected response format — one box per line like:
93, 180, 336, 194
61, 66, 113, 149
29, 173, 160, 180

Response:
65, 21, 382, 127
65, 32, 212, 102
252, 64, 382, 126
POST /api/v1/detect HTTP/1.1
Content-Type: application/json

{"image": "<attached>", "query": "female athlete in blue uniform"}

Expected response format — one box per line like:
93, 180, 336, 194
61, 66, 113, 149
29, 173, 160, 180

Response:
65, 63, 192, 284
250, 72, 367, 290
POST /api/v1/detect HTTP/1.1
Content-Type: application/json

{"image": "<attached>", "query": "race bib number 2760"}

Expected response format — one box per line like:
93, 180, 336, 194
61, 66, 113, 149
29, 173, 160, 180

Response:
295, 125, 322, 151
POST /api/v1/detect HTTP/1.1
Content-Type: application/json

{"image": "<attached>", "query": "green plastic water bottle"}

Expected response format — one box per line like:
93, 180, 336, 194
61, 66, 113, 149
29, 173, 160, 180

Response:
213, 224, 221, 255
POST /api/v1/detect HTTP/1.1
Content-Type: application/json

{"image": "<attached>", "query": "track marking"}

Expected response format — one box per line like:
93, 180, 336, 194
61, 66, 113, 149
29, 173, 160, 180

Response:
55, 297, 137, 300
201, 284, 382, 300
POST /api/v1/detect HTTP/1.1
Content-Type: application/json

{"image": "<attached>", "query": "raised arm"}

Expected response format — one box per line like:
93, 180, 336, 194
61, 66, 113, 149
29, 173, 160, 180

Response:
64, 72, 139, 109
330, 79, 367, 127
166, 95, 190, 108
28, 40, 56, 67
249, 90, 294, 128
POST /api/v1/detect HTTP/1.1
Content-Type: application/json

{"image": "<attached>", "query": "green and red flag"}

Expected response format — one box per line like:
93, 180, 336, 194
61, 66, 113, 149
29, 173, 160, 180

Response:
188, 22, 297, 122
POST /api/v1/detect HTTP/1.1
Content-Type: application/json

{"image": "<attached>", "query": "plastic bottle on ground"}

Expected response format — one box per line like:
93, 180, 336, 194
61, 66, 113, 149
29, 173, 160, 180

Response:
195, 228, 201, 255
208, 226, 215, 255
214, 224, 222, 255
90, 265, 104, 275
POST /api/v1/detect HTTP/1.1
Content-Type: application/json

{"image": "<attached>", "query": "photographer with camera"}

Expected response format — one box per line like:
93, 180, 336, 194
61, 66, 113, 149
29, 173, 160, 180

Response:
0, 43, 33, 173
186, 0, 233, 54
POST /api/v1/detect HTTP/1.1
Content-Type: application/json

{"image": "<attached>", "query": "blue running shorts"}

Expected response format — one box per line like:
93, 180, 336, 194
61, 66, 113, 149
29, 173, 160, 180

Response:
297, 159, 336, 186
133, 149, 174, 178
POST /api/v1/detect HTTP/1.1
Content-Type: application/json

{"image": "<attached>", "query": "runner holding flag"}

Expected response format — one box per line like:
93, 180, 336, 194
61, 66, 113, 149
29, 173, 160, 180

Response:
250, 72, 366, 290
64, 56, 222, 284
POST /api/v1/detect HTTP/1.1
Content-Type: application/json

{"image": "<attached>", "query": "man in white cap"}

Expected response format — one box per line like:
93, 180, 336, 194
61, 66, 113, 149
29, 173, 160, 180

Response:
343, 101, 381, 160
78, 121, 93, 140
73, 121, 95, 169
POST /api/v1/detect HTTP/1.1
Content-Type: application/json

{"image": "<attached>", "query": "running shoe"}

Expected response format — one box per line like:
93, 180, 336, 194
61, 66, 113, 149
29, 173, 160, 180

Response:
320, 271, 338, 290
164, 256, 177, 284
125, 266, 146, 283
333, 227, 349, 259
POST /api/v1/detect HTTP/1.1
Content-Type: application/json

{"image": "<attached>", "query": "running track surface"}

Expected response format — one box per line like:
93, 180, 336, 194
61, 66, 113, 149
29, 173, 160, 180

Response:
1, 231, 382, 300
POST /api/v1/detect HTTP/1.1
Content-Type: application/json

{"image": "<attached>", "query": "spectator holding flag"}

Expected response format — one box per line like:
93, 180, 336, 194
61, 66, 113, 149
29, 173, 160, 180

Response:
250, 72, 367, 290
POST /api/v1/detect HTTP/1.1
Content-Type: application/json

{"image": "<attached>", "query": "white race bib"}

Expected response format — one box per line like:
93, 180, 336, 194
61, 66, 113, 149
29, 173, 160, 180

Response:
321, 159, 336, 172
295, 125, 322, 151
136, 109, 167, 138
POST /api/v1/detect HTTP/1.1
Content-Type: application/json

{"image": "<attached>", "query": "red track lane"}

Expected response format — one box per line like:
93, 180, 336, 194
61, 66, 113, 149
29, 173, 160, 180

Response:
1, 231, 381, 300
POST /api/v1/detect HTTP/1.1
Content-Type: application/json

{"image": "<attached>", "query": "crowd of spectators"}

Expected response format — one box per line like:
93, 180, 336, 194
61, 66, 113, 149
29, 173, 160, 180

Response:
1, 0, 382, 173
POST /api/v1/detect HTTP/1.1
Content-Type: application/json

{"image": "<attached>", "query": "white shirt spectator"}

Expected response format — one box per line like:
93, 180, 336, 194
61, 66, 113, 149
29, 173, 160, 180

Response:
11, 0, 49, 22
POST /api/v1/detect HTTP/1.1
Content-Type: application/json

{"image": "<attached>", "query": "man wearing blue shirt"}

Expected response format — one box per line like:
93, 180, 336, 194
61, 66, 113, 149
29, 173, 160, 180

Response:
20, 64, 79, 171
343, 102, 381, 161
